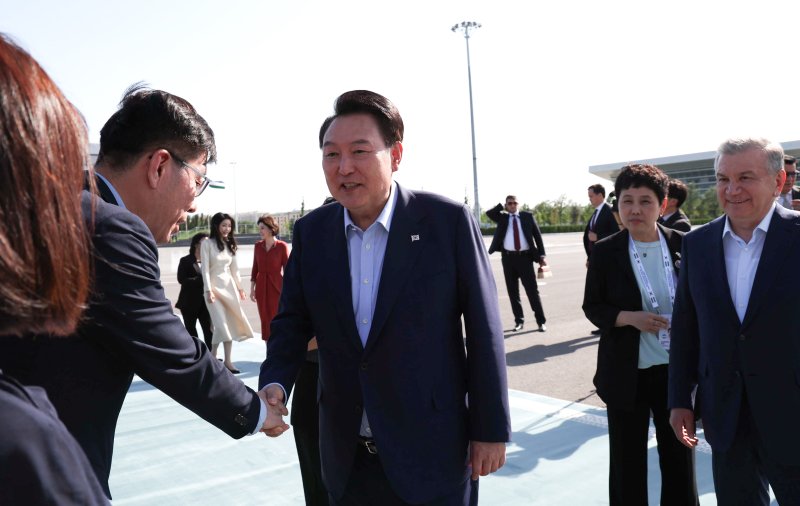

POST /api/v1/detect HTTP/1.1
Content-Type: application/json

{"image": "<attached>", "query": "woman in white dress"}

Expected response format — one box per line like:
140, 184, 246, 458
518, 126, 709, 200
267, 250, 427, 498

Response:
200, 212, 254, 373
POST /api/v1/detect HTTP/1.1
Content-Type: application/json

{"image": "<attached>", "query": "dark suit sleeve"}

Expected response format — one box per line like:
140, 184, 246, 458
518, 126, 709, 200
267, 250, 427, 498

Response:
582, 241, 624, 331
457, 205, 512, 442
177, 255, 203, 290
530, 214, 546, 258
596, 206, 619, 240
89, 207, 261, 436
259, 219, 314, 395
485, 203, 504, 223
668, 236, 699, 410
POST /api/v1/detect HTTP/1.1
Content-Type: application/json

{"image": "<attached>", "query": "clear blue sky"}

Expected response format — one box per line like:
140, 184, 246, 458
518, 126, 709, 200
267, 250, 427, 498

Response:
3, 0, 799, 215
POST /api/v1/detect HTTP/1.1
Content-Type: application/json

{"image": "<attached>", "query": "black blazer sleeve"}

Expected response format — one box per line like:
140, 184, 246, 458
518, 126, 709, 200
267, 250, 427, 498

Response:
88, 197, 261, 435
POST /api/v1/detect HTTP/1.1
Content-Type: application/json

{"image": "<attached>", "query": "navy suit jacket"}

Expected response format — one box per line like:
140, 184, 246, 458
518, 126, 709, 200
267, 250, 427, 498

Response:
0, 372, 109, 505
486, 204, 546, 260
260, 183, 511, 503
669, 206, 800, 464
0, 190, 261, 497
583, 203, 619, 257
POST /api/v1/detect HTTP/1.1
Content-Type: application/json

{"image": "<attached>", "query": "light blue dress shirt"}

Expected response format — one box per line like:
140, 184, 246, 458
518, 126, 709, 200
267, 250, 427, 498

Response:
343, 181, 398, 436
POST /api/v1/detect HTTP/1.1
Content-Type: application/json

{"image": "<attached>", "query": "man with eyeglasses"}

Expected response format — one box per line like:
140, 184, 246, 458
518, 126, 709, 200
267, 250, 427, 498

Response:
487, 195, 548, 332
776, 154, 800, 210
0, 85, 287, 499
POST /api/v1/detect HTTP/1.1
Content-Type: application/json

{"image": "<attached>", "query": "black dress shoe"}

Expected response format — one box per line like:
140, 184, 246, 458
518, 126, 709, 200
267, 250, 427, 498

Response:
513, 323, 524, 332
538, 324, 546, 332
226, 366, 241, 374
590, 329, 602, 335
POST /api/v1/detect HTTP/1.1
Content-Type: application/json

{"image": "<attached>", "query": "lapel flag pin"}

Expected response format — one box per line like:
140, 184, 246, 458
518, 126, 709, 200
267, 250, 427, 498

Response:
411, 234, 420, 242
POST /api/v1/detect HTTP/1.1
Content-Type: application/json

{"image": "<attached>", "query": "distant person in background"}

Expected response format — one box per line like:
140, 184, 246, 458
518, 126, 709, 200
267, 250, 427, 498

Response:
201, 212, 254, 374
659, 179, 692, 232
487, 195, 548, 332
250, 214, 289, 346
0, 33, 108, 505
583, 164, 698, 506
584, 183, 619, 264
584, 183, 620, 335
608, 191, 623, 229
776, 154, 800, 210
176, 232, 213, 349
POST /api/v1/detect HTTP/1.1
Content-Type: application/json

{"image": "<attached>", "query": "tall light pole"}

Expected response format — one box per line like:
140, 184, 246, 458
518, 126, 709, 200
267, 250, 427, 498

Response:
451, 21, 482, 225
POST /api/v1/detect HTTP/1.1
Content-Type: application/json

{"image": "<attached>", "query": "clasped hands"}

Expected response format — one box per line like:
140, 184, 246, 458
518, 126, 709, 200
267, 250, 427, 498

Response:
257, 385, 290, 437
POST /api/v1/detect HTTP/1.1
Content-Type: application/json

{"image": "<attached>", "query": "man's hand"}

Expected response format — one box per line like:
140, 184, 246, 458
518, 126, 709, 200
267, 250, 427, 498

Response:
257, 385, 290, 437
469, 441, 506, 480
669, 408, 698, 448
539, 256, 547, 266
587, 231, 598, 243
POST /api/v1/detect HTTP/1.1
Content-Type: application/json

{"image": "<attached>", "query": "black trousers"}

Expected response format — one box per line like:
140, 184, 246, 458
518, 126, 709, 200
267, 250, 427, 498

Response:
181, 305, 213, 350
712, 392, 800, 505
500, 252, 546, 325
291, 359, 327, 506
331, 443, 478, 506
606, 365, 698, 506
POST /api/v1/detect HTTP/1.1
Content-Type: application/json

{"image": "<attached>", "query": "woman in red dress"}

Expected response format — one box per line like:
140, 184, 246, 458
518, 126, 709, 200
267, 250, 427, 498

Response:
250, 215, 289, 344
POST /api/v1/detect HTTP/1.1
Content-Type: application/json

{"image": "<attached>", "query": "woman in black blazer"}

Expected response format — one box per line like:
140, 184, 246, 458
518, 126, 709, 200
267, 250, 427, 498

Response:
176, 233, 213, 349
583, 164, 698, 506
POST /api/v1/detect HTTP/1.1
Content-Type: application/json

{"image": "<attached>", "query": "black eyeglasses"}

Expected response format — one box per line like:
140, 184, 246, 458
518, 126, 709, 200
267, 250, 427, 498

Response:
164, 149, 213, 196
786, 171, 797, 178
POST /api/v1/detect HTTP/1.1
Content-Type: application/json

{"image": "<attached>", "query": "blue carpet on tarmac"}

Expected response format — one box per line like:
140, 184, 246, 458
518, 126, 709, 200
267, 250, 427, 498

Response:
109, 336, 775, 505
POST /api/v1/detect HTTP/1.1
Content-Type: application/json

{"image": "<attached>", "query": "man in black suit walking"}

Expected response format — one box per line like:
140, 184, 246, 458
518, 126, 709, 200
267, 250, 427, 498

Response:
488, 195, 547, 332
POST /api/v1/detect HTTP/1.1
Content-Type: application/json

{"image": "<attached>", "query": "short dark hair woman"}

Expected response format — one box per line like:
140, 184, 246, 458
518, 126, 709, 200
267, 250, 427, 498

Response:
200, 212, 254, 373
176, 232, 213, 349
583, 164, 699, 505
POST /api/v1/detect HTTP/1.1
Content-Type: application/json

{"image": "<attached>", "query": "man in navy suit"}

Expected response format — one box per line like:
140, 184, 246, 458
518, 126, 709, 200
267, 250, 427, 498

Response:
259, 90, 511, 505
0, 86, 286, 498
669, 137, 800, 504
487, 196, 548, 332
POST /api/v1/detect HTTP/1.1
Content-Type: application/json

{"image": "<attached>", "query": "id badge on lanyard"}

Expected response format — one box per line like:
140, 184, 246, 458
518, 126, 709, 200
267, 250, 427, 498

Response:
629, 232, 675, 351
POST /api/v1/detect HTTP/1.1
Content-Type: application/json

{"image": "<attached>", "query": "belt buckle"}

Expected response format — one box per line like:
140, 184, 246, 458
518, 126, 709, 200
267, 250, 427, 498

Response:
362, 439, 378, 455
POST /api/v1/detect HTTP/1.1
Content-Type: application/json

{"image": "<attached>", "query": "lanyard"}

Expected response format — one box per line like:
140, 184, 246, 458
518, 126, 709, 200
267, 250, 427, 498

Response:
628, 231, 675, 313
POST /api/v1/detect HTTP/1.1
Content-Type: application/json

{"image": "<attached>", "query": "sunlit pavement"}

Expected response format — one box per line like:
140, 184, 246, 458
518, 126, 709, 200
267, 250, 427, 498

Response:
108, 335, 764, 505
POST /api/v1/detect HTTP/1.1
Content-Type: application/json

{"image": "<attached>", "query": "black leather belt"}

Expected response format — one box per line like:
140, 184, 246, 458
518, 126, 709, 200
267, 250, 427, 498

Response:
359, 437, 378, 455
502, 250, 529, 256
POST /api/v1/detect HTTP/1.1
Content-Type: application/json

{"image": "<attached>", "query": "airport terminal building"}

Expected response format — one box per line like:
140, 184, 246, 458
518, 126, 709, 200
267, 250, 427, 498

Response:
590, 140, 800, 189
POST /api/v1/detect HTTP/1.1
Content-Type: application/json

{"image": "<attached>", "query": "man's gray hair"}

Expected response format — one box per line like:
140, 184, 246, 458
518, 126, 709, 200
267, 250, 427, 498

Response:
713, 137, 784, 175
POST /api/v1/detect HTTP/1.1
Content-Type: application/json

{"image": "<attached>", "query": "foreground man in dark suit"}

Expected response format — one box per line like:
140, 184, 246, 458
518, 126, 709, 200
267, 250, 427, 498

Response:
0, 86, 285, 498
487, 196, 548, 332
259, 90, 511, 505
669, 137, 800, 505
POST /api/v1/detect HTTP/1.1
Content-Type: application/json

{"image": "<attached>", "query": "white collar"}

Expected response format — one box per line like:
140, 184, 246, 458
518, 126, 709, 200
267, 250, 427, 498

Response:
343, 180, 398, 234
722, 202, 776, 243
